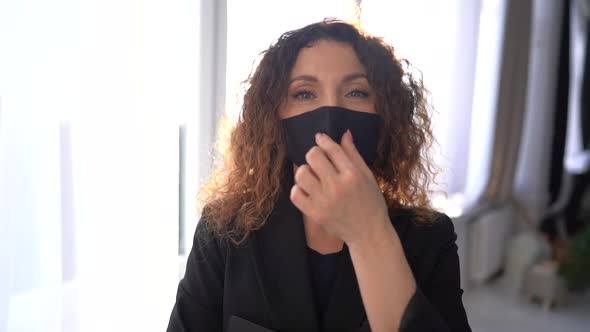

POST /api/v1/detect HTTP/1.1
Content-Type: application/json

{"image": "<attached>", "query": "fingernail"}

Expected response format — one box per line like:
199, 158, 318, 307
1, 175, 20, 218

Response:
315, 132, 324, 142
347, 129, 353, 142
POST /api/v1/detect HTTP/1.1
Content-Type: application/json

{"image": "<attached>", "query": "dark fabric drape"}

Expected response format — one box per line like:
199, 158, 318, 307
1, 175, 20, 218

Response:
582, 18, 590, 149
547, 0, 571, 208
542, 0, 590, 238
565, 16, 590, 235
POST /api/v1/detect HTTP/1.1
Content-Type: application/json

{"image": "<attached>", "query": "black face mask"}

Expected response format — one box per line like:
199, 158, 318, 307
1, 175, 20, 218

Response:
281, 106, 382, 166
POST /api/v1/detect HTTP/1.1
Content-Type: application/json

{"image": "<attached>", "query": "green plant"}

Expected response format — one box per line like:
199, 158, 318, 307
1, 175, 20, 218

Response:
559, 224, 590, 290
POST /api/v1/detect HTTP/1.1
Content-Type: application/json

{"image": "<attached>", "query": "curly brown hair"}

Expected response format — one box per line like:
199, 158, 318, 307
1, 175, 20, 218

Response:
199, 19, 439, 244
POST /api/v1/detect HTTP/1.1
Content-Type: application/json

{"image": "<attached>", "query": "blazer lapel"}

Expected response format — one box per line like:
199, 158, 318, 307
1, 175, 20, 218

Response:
248, 173, 320, 331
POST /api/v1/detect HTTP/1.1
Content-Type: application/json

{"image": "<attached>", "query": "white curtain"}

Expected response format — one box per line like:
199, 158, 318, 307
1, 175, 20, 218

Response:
565, 0, 590, 173
362, 0, 487, 201
0, 1, 200, 331
513, 0, 565, 221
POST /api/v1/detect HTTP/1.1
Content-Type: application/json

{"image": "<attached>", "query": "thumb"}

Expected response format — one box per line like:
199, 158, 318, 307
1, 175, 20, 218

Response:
340, 130, 371, 174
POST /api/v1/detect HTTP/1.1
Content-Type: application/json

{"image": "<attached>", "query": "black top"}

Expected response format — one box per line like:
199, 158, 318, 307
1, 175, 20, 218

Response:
306, 247, 342, 321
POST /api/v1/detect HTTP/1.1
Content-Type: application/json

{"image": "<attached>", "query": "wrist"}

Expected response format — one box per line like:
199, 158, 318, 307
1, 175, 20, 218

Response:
347, 215, 398, 253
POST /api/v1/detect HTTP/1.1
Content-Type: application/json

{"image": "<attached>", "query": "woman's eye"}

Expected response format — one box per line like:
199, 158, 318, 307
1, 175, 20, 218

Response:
346, 89, 370, 98
293, 90, 315, 100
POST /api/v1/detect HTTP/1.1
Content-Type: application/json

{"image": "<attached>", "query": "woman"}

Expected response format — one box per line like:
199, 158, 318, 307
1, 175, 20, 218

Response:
168, 20, 471, 332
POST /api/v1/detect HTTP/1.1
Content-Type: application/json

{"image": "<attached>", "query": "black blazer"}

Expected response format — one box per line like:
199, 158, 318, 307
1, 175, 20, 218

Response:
167, 192, 471, 332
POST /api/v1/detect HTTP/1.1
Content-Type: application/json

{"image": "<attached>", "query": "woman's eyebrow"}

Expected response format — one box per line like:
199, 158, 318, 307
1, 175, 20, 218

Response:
342, 72, 368, 82
288, 72, 367, 85
289, 75, 318, 84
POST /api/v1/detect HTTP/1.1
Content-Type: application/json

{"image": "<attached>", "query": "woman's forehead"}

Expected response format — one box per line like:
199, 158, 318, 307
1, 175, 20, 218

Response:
289, 39, 366, 79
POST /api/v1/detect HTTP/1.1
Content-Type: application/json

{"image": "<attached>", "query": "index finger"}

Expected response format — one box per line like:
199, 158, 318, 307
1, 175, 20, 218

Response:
314, 133, 354, 173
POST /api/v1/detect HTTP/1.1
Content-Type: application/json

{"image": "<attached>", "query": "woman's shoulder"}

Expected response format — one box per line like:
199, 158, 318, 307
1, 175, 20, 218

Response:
190, 212, 234, 264
389, 207, 457, 248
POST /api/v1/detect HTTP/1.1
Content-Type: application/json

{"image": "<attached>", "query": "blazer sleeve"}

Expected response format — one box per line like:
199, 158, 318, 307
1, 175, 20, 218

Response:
399, 214, 471, 332
167, 217, 226, 332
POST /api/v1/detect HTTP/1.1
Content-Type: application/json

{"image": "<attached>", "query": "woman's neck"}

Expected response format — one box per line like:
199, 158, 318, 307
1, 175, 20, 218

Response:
303, 215, 344, 254
292, 163, 344, 254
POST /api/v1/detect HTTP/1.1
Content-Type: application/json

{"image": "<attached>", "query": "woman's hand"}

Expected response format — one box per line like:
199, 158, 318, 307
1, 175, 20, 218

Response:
290, 130, 390, 245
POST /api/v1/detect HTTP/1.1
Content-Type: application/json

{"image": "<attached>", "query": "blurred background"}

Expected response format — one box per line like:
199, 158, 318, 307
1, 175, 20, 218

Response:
0, 0, 589, 331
